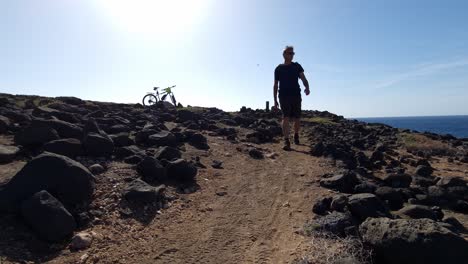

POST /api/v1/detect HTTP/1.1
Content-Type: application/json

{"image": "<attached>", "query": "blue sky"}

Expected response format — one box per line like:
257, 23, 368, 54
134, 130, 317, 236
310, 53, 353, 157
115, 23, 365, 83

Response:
1, 0, 468, 117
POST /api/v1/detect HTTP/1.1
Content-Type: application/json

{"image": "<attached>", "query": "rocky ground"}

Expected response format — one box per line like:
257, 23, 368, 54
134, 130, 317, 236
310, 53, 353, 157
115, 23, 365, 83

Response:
0, 93, 467, 264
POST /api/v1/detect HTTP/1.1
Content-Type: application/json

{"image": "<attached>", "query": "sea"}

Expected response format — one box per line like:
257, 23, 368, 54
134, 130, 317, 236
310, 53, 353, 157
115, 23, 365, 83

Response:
351, 115, 468, 139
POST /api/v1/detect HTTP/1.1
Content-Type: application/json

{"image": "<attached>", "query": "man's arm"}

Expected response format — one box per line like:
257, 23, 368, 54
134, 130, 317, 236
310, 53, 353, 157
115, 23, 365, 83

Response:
299, 72, 310, 95
273, 79, 279, 107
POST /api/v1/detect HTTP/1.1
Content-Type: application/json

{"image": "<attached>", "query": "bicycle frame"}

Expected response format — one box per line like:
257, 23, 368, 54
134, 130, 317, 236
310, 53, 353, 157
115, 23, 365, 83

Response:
148, 85, 175, 102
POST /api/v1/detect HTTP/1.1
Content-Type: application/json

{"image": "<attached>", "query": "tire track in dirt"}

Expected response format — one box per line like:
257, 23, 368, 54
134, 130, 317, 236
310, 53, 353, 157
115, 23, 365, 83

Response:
141, 138, 333, 264
42, 135, 335, 264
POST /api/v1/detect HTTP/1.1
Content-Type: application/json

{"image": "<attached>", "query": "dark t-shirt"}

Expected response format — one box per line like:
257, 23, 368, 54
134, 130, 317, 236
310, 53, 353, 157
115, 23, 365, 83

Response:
274, 62, 304, 97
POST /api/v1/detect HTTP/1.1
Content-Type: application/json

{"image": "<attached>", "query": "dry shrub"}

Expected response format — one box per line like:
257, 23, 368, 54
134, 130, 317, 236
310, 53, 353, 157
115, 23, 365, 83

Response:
399, 133, 456, 156
298, 231, 373, 264
302, 117, 338, 125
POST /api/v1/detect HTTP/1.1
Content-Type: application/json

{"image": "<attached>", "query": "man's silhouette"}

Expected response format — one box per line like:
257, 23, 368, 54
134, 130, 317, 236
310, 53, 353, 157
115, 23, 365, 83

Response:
273, 46, 310, 150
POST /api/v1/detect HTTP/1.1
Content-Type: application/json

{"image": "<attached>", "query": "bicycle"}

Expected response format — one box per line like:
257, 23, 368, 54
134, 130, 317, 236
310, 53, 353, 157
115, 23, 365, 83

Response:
142, 85, 177, 107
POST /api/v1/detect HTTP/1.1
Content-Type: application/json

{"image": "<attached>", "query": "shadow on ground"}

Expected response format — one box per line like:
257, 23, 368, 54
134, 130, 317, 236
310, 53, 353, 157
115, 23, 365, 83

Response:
0, 213, 67, 263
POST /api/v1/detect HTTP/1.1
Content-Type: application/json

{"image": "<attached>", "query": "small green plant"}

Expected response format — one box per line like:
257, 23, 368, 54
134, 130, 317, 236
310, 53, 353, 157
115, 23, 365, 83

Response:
14, 100, 26, 108
302, 222, 322, 236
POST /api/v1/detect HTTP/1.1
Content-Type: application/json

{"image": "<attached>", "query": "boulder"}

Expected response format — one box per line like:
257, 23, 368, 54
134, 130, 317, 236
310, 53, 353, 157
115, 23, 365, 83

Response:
14, 125, 59, 147
446, 186, 468, 200
166, 159, 197, 183
47, 102, 88, 115
110, 132, 134, 147
82, 118, 114, 157
330, 195, 349, 212
320, 171, 359, 193
70, 232, 93, 250
21, 190, 76, 242
312, 197, 332, 215
0, 115, 11, 133
397, 205, 439, 220
43, 138, 83, 158
0, 152, 95, 212
426, 186, 449, 205
124, 155, 143, 164
310, 141, 325, 156
412, 175, 435, 187
0, 108, 31, 123
114, 145, 144, 159
305, 211, 356, 237
188, 133, 210, 150
215, 127, 237, 137
360, 217, 468, 264
56, 96, 84, 105
32, 106, 79, 123
155, 146, 182, 161
148, 131, 177, 147
135, 127, 161, 145
89, 164, 105, 175
123, 179, 165, 204
415, 165, 433, 177
0, 145, 20, 163
248, 148, 264, 159
375, 187, 405, 210
382, 173, 412, 188
211, 160, 223, 169
136, 156, 166, 183
83, 133, 114, 157
347, 193, 391, 221
443, 217, 467, 234
353, 182, 377, 194
355, 152, 371, 169
245, 129, 274, 144
437, 176, 467, 188
107, 124, 130, 134
416, 159, 432, 168
32, 118, 83, 139
177, 109, 198, 122
452, 200, 468, 213
370, 150, 384, 162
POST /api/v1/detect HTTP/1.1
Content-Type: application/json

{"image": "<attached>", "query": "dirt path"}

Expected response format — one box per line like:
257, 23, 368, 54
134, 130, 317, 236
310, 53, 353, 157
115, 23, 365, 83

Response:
55, 136, 336, 264
0, 134, 337, 264
3, 133, 468, 263
32, 133, 467, 264
147, 142, 332, 264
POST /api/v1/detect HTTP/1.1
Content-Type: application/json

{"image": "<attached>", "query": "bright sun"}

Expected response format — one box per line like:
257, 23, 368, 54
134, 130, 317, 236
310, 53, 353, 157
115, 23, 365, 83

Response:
95, 0, 212, 38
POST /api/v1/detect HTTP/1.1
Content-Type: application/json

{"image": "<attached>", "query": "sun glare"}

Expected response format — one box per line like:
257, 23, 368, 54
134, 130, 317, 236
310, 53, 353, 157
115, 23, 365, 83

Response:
95, 0, 212, 39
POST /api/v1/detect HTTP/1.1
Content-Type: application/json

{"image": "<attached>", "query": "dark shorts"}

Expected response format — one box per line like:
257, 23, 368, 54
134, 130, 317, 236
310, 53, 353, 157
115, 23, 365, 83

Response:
279, 96, 301, 118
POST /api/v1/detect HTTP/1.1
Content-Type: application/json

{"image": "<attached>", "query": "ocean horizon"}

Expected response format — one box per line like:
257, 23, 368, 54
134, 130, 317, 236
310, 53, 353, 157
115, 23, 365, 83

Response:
350, 115, 468, 139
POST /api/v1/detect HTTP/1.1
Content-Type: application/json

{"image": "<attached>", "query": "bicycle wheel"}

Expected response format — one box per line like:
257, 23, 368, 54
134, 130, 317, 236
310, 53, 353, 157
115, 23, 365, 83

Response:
142, 94, 158, 106
170, 94, 177, 106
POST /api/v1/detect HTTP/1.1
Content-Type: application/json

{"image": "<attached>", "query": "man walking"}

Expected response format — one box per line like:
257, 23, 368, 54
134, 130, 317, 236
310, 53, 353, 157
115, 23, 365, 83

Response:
273, 46, 310, 151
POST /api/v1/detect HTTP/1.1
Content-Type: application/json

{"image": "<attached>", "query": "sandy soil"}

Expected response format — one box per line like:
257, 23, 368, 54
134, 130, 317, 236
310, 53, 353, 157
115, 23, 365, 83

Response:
1, 131, 467, 264
1, 133, 339, 264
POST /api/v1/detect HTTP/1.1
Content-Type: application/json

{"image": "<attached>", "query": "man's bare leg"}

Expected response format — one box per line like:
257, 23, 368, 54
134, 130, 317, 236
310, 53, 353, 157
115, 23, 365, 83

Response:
293, 118, 300, 144
282, 117, 291, 150
282, 117, 290, 140
293, 118, 300, 134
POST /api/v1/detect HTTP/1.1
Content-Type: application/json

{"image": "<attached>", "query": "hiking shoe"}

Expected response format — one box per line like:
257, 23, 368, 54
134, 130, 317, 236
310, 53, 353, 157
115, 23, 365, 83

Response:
294, 133, 300, 145
283, 139, 291, 151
